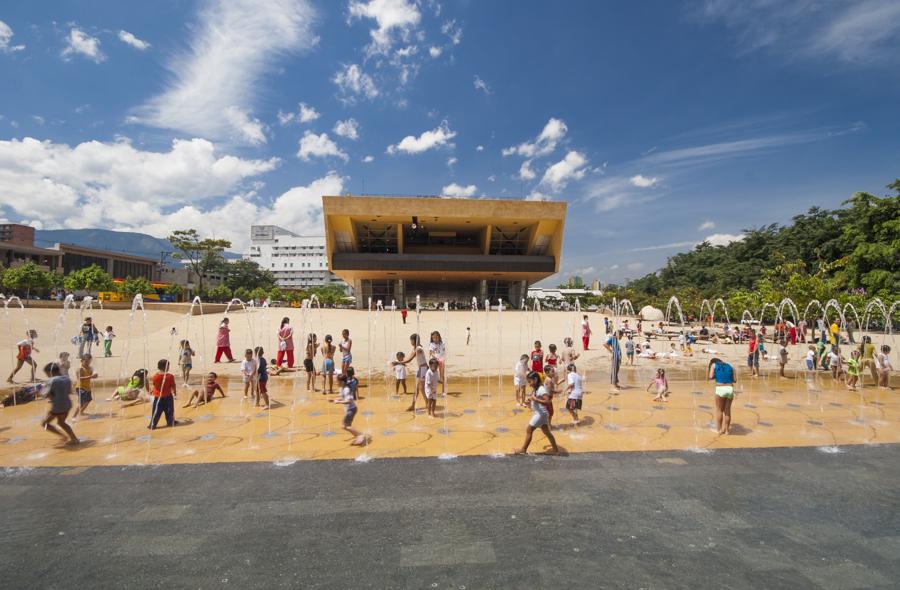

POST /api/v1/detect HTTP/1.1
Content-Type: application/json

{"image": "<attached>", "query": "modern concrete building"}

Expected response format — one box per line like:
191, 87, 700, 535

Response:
53, 243, 157, 281
322, 195, 567, 309
245, 225, 348, 291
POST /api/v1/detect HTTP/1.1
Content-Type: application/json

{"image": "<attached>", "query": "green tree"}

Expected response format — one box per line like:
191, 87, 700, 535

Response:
1, 262, 54, 299
64, 264, 114, 293
223, 259, 276, 293
249, 287, 268, 302
309, 285, 348, 307
207, 284, 232, 303
120, 276, 156, 298
233, 286, 251, 302
167, 229, 231, 293
164, 283, 184, 299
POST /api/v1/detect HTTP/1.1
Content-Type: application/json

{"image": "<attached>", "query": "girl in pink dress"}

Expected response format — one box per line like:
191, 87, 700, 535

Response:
214, 318, 234, 363
277, 317, 295, 368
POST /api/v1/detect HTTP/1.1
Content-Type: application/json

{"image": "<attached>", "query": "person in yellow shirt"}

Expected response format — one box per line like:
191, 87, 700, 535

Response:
830, 321, 840, 346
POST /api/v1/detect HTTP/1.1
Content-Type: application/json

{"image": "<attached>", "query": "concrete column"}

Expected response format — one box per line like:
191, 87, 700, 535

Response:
479, 280, 488, 303
354, 279, 364, 310
395, 279, 405, 307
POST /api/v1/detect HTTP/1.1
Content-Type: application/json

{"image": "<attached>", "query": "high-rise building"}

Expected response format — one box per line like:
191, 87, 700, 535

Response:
245, 225, 349, 291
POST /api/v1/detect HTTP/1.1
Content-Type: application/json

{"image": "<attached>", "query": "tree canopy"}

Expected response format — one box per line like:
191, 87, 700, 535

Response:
168, 229, 231, 293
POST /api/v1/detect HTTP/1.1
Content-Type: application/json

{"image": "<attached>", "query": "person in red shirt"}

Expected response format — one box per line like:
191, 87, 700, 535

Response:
531, 341, 545, 378
149, 359, 178, 429
747, 332, 760, 377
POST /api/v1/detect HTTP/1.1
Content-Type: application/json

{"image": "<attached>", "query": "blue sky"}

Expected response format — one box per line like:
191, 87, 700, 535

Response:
1, 0, 898, 285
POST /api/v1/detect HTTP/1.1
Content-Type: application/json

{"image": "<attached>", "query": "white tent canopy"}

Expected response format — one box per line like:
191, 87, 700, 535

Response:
639, 305, 664, 321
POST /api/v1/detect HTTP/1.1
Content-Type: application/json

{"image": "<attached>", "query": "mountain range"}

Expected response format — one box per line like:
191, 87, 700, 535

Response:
34, 229, 241, 262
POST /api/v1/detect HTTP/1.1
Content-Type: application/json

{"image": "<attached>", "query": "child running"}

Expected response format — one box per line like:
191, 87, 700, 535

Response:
393, 352, 408, 395
513, 372, 559, 455
183, 372, 225, 408
72, 353, 97, 419
332, 374, 365, 446
564, 363, 584, 425
240, 349, 258, 400
7, 329, 39, 384
178, 340, 195, 385
514, 354, 529, 407
647, 368, 669, 402
103, 326, 115, 357
39, 362, 79, 446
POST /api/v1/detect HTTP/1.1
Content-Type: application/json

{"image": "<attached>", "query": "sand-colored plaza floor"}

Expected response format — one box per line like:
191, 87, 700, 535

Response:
0, 368, 897, 467
1, 305, 897, 466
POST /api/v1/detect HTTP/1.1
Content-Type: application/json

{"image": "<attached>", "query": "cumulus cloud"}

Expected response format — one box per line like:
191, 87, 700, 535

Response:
61, 28, 105, 63
224, 107, 267, 145
118, 30, 150, 50
705, 232, 744, 246
473, 75, 491, 94
0, 136, 278, 239
428, 46, 442, 58
348, 0, 421, 55
518, 160, 536, 181
698, 220, 715, 231
134, 0, 317, 144
502, 117, 567, 158
539, 151, 588, 192
297, 131, 348, 161
446, 156, 457, 167
475, 145, 484, 152
362, 154, 374, 163
278, 102, 320, 125
333, 118, 360, 140
386, 120, 456, 154
0, 20, 26, 53
441, 183, 477, 197
629, 174, 659, 188
333, 63, 379, 102
441, 19, 462, 45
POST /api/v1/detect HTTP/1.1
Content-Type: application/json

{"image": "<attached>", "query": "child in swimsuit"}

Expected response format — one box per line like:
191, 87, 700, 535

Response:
647, 368, 669, 402
183, 372, 225, 408
340, 329, 352, 374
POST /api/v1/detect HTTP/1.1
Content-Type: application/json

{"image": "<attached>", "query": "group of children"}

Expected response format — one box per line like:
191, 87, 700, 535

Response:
390, 332, 446, 418
514, 339, 585, 427
801, 340, 894, 391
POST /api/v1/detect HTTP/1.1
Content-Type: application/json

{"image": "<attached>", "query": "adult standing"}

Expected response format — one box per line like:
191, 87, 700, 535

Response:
846, 319, 856, 344
276, 317, 295, 368
76, 317, 99, 359
708, 357, 736, 435
214, 317, 235, 363
581, 315, 592, 350
604, 330, 622, 391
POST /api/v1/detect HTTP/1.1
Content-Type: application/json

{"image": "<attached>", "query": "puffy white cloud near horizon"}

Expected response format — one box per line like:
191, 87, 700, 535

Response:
441, 183, 477, 197
134, 0, 317, 144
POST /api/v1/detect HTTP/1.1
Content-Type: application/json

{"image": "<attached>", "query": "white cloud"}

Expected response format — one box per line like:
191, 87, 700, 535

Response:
61, 28, 105, 63
441, 19, 462, 45
539, 151, 588, 192
32, 116, 45, 126
502, 117, 567, 158
428, 46, 442, 58
386, 120, 456, 155
0, 136, 278, 238
446, 156, 457, 167
0, 20, 26, 53
518, 160, 536, 181
487, 175, 496, 182
348, 0, 421, 55
525, 190, 552, 202
224, 107, 267, 145
475, 145, 484, 152
705, 232, 745, 246
629, 174, 659, 188
118, 30, 150, 51
297, 131, 348, 162
333, 63, 379, 102
333, 118, 360, 140
277, 102, 320, 126
698, 0, 900, 65
473, 75, 491, 95
441, 183, 477, 197
698, 220, 715, 231
134, 0, 317, 145
362, 155, 374, 163
626, 262, 645, 271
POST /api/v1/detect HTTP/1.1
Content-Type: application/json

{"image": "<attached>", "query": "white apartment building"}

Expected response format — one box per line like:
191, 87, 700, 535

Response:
245, 225, 349, 292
